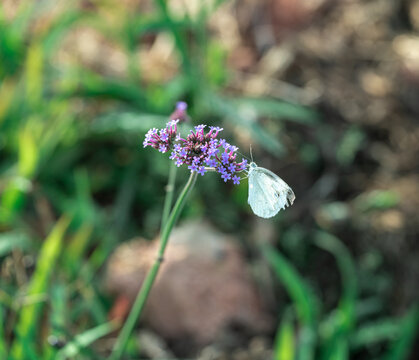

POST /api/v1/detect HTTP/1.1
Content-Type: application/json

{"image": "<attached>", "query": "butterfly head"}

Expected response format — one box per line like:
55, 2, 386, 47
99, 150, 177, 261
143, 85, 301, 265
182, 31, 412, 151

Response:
249, 162, 257, 169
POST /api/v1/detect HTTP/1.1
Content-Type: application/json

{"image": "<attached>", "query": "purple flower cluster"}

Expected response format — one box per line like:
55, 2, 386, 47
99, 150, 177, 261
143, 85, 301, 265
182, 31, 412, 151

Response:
143, 121, 247, 185
142, 120, 178, 154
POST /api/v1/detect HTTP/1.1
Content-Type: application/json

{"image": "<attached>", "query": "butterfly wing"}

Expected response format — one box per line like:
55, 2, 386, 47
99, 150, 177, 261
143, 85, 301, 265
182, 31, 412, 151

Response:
248, 167, 295, 218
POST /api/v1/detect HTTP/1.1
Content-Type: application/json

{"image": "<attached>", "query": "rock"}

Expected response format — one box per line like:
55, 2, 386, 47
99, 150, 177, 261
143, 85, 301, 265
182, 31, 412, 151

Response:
106, 220, 271, 347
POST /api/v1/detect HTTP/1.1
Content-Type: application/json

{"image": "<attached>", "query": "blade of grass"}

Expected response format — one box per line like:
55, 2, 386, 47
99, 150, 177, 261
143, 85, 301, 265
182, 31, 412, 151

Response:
0, 306, 7, 359
41, 10, 84, 56
336, 127, 365, 167
383, 305, 419, 360
0, 79, 16, 124
261, 244, 317, 360
206, 92, 285, 155
154, 0, 192, 78
61, 70, 149, 110
314, 231, 357, 360
112, 159, 139, 238
315, 231, 357, 332
0, 177, 31, 225
18, 123, 39, 177
56, 321, 118, 360
90, 111, 168, 136
25, 43, 43, 109
355, 298, 384, 322
262, 244, 316, 326
0, 3, 29, 78
16, 336, 39, 360
0, 231, 30, 257
130, 16, 189, 38
274, 309, 296, 360
0, 123, 40, 224
77, 264, 109, 324
233, 97, 319, 125
331, 339, 348, 360
45, 284, 68, 360
64, 224, 93, 277
350, 319, 401, 350
10, 216, 71, 359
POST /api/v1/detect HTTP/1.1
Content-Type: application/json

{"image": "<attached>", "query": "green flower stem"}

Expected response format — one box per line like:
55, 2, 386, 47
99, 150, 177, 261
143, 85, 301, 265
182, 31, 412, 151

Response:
109, 171, 198, 360
160, 162, 177, 231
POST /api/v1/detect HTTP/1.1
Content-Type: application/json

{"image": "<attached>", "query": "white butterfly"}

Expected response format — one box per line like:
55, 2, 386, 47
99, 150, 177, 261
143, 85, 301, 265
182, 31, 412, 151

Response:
247, 162, 295, 218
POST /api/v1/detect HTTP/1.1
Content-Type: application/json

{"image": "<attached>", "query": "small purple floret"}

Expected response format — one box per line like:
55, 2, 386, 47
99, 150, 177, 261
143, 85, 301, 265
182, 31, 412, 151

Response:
198, 166, 206, 176
232, 175, 240, 185
221, 152, 230, 165
228, 163, 236, 172
221, 172, 231, 182
188, 164, 198, 172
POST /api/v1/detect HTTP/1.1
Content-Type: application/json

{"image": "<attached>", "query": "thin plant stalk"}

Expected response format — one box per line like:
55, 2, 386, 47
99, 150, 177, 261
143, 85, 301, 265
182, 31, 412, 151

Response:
160, 162, 177, 230
109, 171, 198, 360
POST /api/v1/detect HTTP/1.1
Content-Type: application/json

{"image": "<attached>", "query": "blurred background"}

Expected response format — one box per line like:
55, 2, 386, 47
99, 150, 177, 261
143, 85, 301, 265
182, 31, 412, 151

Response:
0, 0, 418, 359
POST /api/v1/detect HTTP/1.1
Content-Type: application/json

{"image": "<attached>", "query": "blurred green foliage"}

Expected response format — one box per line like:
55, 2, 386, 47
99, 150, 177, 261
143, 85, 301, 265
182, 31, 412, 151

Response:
0, 1, 417, 359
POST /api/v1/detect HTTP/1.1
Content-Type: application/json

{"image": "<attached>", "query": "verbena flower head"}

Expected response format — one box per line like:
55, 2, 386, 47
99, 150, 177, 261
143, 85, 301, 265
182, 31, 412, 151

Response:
143, 118, 247, 185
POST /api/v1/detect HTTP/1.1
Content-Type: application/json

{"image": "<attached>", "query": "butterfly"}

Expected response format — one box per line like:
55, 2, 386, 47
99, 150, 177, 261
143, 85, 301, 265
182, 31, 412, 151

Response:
247, 162, 295, 218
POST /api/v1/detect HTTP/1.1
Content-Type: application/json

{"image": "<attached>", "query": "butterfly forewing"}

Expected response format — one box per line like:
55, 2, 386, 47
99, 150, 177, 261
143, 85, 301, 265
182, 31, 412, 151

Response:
248, 166, 295, 219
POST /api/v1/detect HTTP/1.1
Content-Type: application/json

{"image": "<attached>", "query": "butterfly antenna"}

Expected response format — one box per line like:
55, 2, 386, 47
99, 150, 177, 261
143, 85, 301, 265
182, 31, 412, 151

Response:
237, 150, 251, 162
250, 144, 254, 163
